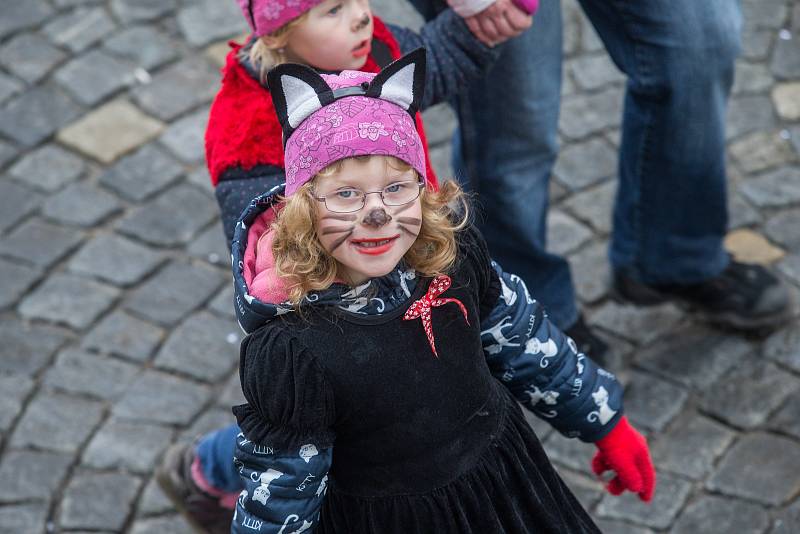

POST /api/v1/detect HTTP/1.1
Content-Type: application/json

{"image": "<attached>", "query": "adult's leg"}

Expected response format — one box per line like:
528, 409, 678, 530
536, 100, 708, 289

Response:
577, 0, 741, 284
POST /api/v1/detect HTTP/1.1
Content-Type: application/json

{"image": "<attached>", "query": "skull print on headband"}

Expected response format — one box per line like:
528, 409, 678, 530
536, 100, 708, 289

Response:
267, 49, 428, 196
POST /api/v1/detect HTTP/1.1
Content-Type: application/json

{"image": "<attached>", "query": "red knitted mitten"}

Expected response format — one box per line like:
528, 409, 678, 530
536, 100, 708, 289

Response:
592, 416, 655, 502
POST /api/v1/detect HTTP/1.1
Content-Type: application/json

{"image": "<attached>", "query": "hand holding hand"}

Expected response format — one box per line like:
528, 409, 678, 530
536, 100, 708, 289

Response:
591, 417, 656, 502
464, 0, 533, 47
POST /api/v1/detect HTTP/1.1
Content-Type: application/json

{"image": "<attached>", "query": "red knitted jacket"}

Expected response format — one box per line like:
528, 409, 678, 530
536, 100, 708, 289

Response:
205, 16, 438, 188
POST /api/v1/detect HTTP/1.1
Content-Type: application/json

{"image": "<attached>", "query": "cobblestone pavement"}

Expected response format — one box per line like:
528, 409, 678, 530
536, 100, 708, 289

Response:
1, 0, 799, 532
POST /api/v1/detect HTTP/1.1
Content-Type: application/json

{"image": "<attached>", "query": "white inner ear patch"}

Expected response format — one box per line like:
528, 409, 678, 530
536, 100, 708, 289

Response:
281, 75, 324, 128
378, 63, 415, 111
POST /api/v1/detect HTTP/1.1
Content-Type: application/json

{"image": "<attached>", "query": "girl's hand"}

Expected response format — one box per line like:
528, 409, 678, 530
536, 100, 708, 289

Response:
591, 417, 656, 502
464, 0, 533, 47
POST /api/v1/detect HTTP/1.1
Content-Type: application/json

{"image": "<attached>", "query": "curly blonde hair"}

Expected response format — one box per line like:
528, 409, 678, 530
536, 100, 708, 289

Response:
239, 12, 310, 83
270, 157, 469, 305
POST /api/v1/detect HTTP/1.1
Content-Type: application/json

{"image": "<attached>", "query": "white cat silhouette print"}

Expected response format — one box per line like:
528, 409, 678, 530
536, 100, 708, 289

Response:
299, 444, 319, 463
588, 386, 617, 425
252, 468, 285, 505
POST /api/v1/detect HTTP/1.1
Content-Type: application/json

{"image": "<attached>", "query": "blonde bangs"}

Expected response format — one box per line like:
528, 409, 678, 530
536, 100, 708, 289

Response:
239, 12, 309, 83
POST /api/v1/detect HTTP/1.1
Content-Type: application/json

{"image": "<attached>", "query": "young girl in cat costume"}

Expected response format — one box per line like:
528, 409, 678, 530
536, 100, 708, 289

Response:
228, 50, 655, 533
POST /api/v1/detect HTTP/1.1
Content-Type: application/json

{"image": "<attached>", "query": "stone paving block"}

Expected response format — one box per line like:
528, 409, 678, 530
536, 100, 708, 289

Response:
733, 61, 774, 95
205, 39, 235, 67
0, 218, 84, 268
559, 88, 623, 140
0, 85, 82, 147
18, 273, 120, 330
739, 166, 800, 209
58, 99, 165, 164
155, 311, 241, 382
43, 181, 121, 227
0, 375, 34, 433
792, 125, 800, 157
181, 407, 236, 442
177, 0, 249, 47
43, 348, 139, 400
562, 179, 615, 235
0, 33, 66, 84
726, 95, 776, 141
54, 49, 137, 106
110, 0, 178, 23
185, 165, 214, 192
132, 57, 218, 121
772, 82, 800, 120
82, 310, 164, 363
730, 131, 797, 174
125, 259, 224, 326
554, 138, 617, 191
568, 242, 610, 305
68, 232, 164, 286
771, 498, 800, 534
771, 33, 800, 80
568, 54, 624, 91
635, 325, 752, 389
9, 144, 86, 192
0, 1, 53, 39
0, 258, 41, 309
589, 301, 684, 345
724, 228, 785, 265
0, 73, 22, 105
561, 1, 580, 56
557, 469, 604, 512
112, 369, 212, 425
671, 495, 769, 534
159, 108, 210, 163
765, 209, 800, 253
0, 504, 47, 534
742, 0, 787, 30
741, 29, 773, 61
218, 371, 246, 408
764, 323, 800, 373
650, 413, 735, 480
542, 431, 596, 476
187, 222, 228, 266
546, 210, 593, 256
0, 180, 41, 233
0, 319, 69, 376
777, 253, 800, 288
103, 25, 179, 70
208, 284, 236, 320
138, 478, 174, 516
707, 432, 800, 506
99, 143, 183, 202
116, 184, 217, 246
593, 520, 653, 534
130, 515, 194, 534
767, 390, 800, 440
59, 471, 142, 531
622, 371, 689, 433
420, 103, 457, 147
0, 141, 17, 169
0, 449, 72, 502
10, 391, 104, 453
728, 193, 762, 230
83, 418, 174, 473
44, 7, 117, 53
596, 471, 691, 529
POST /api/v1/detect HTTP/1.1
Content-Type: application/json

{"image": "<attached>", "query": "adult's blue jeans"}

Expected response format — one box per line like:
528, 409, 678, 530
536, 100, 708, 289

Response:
412, 0, 742, 328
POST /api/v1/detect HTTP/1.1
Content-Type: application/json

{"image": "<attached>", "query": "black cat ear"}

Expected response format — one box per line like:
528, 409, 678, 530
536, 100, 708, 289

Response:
267, 63, 335, 139
365, 48, 426, 115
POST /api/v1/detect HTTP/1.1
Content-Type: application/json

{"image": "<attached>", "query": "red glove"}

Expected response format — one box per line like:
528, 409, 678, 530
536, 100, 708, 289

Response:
592, 417, 655, 502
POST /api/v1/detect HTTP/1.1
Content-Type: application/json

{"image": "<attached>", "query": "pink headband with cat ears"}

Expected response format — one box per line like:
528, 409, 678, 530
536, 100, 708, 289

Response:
237, 0, 324, 37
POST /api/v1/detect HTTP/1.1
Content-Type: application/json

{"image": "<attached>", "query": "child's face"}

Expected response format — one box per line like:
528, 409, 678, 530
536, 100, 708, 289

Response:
313, 156, 423, 285
285, 0, 373, 71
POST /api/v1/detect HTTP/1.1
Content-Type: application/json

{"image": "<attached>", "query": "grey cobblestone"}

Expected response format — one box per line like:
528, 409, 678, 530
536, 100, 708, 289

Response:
44, 6, 117, 53
137, 478, 174, 516
0, 375, 35, 434
554, 138, 617, 191
116, 183, 217, 246
82, 310, 165, 363
10, 391, 104, 454
777, 253, 800, 287
54, 49, 137, 106
593, 519, 653, 534
650, 413, 735, 480
739, 166, 800, 209
728, 193, 763, 229
176, 0, 247, 47
707, 432, 800, 506
9, 144, 86, 192
730, 131, 797, 174
622, 371, 689, 433
43, 181, 121, 227
568, 241, 611, 304
765, 209, 800, 253
0, 85, 82, 147
0, 449, 73, 502
187, 223, 228, 266
0, 258, 41, 309
767, 390, 800, 440
59, 471, 142, 531
43, 348, 139, 400
562, 179, 616, 235
0, 141, 17, 169
671, 495, 770, 534
124, 259, 224, 326
110, 0, 178, 24
733, 62, 775, 95
132, 56, 218, 121
560, 88, 623, 140
0, 319, 69, 376
0, 504, 47, 534
0, 33, 67, 84
771, 498, 800, 534
68, 233, 164, 286
112, 369, 212, 425
99, 143, 183, 202
589, 301, 684, 345
154, 311, 241, 382
770, 32, 800, 80
568, 54, 625, 91
764, 323, 800, 373
129, 515, 194, 534
546, 210, 593, 256
159, 108, 210, 163
217, 371, 246, 408
103, 26, 179, 71
0, 1, 53, 39
0, 180, 41, 233
83, 418, 174, 473
0, 218, 84, 268
0, 73, 22, 105
181, 407, 237, 442
542, 430, 596, 476
727, 96, 777, 141
18, 273, 120, 330
596, 471, 691, 529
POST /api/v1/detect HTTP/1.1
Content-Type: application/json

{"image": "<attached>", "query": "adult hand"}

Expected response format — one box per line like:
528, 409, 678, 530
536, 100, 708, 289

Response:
591, 416, 656, 502
464, 0, 533, 47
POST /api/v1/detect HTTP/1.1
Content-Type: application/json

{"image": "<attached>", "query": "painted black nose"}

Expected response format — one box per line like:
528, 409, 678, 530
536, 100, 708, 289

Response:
363, 208, 392, 228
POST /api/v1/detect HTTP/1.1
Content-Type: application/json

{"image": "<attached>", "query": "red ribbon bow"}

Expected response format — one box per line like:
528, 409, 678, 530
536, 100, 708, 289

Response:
403, 275, 469, 357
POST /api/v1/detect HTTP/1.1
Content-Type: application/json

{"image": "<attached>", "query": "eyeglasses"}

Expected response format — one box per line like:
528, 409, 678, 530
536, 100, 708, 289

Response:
313, 180, 424, 213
